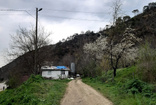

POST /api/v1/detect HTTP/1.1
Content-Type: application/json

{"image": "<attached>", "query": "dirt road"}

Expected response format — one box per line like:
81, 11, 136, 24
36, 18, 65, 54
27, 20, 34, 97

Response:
61, 79, 113, 105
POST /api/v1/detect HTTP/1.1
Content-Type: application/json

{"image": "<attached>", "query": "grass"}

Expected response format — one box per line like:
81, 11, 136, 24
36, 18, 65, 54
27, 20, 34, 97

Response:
82, 66, 156, 105
0, 75, 70, 105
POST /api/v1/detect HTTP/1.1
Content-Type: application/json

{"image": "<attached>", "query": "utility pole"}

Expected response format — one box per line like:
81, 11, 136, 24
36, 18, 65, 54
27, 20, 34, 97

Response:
35, 8, 42, 74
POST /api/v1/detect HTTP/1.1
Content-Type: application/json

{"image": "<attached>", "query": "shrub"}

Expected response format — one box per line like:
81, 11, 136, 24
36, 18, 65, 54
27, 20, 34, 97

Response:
82, 60, 102, 78
100, 55, 111, 73
124, 79, 153, 96
24, 75, 43, 85
137, 42, 156, 83
6, 75, 22, 88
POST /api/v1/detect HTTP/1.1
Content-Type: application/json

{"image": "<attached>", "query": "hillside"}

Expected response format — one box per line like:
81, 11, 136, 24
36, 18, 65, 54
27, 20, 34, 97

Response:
0, 31, 100, 83
0, 75, 69, 105
1, 7, 156, 86
83, 67, 156, 105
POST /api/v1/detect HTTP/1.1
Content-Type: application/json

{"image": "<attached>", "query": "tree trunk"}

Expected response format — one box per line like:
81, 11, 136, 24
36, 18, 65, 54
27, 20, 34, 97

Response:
112, 68, 117, 82
113, 68, 117, 77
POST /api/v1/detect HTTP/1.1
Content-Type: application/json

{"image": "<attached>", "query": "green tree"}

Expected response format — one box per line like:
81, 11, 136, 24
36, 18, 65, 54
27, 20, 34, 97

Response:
132, 9, 139, 16
123, 15, 131, 22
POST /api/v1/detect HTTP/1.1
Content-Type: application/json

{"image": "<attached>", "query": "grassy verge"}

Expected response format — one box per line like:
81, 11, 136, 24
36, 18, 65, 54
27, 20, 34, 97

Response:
0, 75, 70, 105
82, 66, 156, 105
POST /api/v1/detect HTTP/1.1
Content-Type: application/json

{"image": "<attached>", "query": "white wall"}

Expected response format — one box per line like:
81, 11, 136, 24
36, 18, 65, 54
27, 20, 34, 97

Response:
42, 71, 69, 79
0, 82, 7, 92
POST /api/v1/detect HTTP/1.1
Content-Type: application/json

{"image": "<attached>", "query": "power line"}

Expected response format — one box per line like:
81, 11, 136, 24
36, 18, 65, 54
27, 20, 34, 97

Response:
0, 13, 105, 22
0, 9, 35, 19
25, 10, 35, 19
0, 8, 110, 15
41, 14, 105, 22
0, 9, 108, 22
0, 8, 133, 16
0, 13, 25, 15
0, 9, 31, 11
0, 8, 113, 22
44, 8, 110, 14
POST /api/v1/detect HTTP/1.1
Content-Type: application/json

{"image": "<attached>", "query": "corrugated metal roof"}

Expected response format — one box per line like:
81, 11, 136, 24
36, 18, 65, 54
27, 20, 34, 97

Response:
41, 66, 70, 71
56, 66, 67, 69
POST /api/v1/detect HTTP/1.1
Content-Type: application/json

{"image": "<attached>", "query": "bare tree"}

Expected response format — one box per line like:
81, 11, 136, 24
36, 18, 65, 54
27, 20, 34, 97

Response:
8, 26, 51, 74
108, 0, 123, 80
111, 0, 122, 26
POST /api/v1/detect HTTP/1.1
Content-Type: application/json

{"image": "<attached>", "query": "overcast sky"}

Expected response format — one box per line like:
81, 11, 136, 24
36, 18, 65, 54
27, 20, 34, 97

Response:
0, 0, 155, 67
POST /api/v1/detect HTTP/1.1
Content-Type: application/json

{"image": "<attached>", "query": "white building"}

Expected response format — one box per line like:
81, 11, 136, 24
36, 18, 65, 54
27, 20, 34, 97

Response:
0, 82, 7, 92
41, 66, 70, 79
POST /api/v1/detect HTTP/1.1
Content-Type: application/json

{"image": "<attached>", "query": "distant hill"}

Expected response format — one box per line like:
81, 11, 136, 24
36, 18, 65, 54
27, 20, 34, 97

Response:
1, 7, 156, 85
130, 8, 156, 39
0, 31, 100, 82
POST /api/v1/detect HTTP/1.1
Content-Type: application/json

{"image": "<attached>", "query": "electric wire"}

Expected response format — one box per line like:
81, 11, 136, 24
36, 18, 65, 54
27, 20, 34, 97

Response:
24, 10, 35, 19
0, 9, 31, 11
44, 8, 110, 14
41, 14, 105, 22
0, 8, 113, 22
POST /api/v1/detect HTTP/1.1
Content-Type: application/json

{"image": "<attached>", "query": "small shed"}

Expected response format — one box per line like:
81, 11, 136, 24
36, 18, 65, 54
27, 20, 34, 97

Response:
41, 66, 70, 79
0, 82, 7, 92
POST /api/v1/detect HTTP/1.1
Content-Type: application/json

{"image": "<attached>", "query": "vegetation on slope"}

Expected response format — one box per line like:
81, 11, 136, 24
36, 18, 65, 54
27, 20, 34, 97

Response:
0, 75, 69, 105
0, 30, 100, 86
83, 67, 156, 105
1, 6, 156, 87
82, 37, 156, 105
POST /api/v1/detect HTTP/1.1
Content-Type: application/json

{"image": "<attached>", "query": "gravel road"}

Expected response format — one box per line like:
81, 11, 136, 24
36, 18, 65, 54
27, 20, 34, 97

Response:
61, 79, 113, 105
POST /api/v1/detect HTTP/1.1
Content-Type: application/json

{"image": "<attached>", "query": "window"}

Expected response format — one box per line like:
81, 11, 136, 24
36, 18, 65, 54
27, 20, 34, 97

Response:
61, 71, 65, 75
48, 71, 51, 75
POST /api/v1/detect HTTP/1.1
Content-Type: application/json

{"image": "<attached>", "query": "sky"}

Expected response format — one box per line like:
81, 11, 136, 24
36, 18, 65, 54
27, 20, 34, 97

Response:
0, 0, 155, 67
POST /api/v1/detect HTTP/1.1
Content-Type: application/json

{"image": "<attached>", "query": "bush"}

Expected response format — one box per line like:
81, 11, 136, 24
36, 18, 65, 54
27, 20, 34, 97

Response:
124, 79, 153, 96
137, 42, 156, 83
83, 67, 156, 105
7, 74, 43, 89
82, 60, 102, 78
24, 75, 43, 84
0, 75, 68, 105
6, 75, 21, 89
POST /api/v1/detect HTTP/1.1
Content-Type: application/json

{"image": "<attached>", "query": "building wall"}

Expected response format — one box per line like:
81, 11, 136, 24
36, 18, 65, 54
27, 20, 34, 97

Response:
0, 82, 7, 92
42, 71, 69, 79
